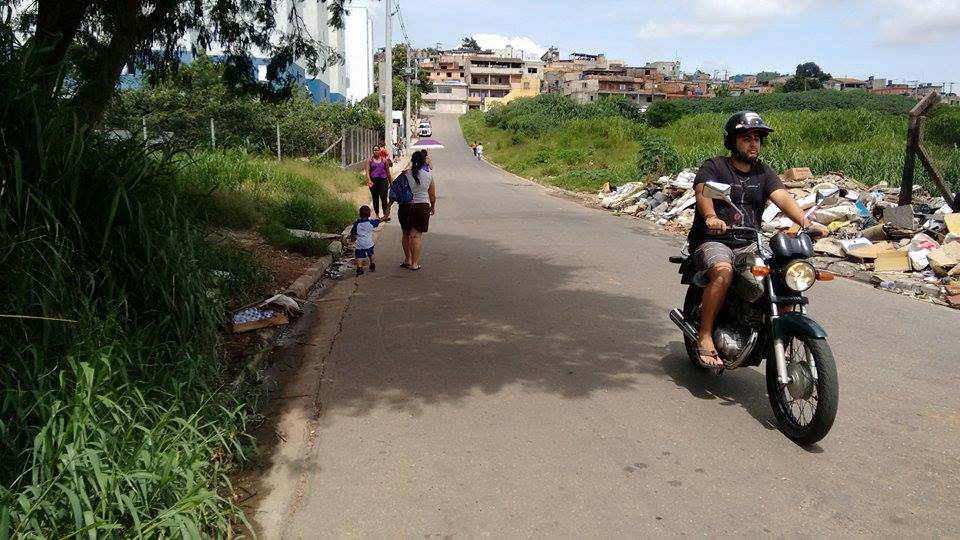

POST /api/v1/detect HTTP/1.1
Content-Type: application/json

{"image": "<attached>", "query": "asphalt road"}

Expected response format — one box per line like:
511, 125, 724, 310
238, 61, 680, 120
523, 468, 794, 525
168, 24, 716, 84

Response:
252, 113, 960, 538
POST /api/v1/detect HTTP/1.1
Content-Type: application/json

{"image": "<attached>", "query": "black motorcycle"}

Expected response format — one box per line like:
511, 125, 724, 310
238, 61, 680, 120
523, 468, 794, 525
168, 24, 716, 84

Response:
669, 181, 839, 445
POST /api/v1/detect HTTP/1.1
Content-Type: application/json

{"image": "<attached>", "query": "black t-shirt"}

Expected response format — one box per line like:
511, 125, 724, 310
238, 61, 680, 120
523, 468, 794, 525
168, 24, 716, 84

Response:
688, 156, 785, 248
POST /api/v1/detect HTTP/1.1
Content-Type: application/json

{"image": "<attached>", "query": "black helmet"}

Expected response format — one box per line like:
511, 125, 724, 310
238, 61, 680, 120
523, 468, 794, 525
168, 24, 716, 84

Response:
723, 111, 774, 151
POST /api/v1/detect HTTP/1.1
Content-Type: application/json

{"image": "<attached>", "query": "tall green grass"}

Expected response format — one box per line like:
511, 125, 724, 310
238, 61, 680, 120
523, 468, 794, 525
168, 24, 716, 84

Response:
181, 150, 360, 253
461, 98, 960, 193
0, 50, 266, 536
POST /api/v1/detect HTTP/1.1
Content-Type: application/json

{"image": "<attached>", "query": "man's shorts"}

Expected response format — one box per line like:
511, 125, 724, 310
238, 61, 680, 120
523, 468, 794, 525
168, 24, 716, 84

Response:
355, 246, 374, 259
692, 241, 757, 271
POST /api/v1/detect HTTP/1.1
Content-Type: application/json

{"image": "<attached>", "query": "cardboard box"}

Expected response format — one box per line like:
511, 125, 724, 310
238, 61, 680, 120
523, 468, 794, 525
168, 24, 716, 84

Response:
945, 213, 960, 235
782, 167, 813, 182
848, 241, 895, 260
874, 251, 911, 272
928, 241, 960, 268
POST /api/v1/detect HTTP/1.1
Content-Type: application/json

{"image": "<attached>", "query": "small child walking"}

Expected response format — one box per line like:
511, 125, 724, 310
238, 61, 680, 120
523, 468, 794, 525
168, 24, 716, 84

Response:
476, 142, 484, 160
350, 205, 380, 275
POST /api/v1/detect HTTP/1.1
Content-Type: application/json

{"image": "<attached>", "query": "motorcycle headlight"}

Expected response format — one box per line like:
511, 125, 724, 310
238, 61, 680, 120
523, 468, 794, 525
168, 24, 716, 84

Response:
782, 261, 816, 292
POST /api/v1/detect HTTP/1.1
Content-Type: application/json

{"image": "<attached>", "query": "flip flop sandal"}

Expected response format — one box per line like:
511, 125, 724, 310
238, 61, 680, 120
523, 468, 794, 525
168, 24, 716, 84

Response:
400, 262, 410, 268
409, 265, 422, 271
696, 349, 724, 370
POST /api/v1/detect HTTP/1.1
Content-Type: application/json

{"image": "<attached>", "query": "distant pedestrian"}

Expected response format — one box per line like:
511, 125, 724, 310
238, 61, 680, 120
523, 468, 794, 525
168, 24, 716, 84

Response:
399, 150, 436, 271
365, 145, 392, 221
476, 142, 484, 160
350, 205, 379, 275
471, 141, 477, 157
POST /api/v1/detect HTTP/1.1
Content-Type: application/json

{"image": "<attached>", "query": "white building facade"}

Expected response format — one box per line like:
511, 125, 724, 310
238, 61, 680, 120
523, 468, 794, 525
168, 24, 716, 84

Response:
344, 6, 374, 103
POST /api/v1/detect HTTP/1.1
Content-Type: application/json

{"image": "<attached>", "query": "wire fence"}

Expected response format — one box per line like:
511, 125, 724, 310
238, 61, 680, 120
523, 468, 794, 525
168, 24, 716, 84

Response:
109, 118, 383, 169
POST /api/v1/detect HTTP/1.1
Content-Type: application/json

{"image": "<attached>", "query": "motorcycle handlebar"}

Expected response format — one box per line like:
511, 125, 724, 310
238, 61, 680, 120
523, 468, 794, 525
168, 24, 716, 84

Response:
721, 225, 826, 239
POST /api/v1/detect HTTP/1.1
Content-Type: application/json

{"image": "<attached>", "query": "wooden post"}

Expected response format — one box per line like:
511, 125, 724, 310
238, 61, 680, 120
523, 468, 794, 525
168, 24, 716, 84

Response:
276, 121, 281, 161
915, 117, 960, 212
899, 92, 941, 206
141, 117, 147, 141
341, 127, 346, 169
210, 118, 216, 149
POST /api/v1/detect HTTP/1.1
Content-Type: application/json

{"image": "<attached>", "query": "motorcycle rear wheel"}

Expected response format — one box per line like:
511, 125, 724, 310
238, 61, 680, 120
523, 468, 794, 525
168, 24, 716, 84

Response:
766, 335, 838, 445
682, 285, 706, 369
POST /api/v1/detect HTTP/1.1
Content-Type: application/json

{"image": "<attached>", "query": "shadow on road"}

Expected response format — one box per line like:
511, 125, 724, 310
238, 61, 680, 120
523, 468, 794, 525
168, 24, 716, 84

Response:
657, 341, 777, 432
303, 231, 676, 422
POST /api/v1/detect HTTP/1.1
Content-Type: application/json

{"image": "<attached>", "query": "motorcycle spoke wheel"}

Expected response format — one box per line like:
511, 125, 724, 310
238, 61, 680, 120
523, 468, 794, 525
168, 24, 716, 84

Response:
766, 335, 839, 445
782, 339, 818, 427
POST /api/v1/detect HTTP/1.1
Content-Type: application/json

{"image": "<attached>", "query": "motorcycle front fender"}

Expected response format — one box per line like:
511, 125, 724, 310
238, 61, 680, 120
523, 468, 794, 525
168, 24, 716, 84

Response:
772, 311, 828, 339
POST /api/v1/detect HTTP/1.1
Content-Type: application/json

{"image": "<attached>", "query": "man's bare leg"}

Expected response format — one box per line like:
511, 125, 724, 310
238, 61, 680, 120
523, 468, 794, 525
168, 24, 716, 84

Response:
697, 263, 733, 367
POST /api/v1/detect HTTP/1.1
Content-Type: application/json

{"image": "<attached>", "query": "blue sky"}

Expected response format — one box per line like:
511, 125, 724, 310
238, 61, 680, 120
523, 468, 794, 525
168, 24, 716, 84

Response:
357, 0, 960, 89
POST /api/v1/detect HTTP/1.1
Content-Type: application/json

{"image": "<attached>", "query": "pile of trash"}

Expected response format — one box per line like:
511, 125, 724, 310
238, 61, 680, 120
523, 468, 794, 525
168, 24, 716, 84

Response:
598, 167, 960, 308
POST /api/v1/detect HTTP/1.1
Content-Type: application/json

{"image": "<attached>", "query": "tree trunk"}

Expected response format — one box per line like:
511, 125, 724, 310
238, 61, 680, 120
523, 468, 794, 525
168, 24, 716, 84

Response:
69, 1, 173, 127
29, 0, 92, 100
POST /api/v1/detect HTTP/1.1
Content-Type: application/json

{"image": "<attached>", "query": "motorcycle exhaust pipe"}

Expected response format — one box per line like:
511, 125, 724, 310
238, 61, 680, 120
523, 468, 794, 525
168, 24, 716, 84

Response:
669, 309, 699, 342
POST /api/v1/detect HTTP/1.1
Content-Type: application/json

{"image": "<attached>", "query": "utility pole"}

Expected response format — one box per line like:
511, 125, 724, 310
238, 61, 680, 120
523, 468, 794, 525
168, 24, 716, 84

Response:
383, 0, 393, 148
405, 42, 412, 147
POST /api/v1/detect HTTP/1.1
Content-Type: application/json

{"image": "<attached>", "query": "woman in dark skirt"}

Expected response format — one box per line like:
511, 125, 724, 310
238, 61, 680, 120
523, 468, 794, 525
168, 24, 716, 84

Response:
399, 150, 436, 271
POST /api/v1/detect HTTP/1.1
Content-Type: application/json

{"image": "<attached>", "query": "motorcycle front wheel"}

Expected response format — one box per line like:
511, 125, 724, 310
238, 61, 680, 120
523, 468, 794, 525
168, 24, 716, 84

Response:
766, 335, 838, 445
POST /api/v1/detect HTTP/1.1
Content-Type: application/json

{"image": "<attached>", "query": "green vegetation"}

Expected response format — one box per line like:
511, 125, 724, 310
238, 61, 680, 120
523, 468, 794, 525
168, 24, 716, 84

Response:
648, 88, 916, 117
106, 55, 383, 157
182, 150, 360, 254
461, 93, 960, 194
0, 104, 266, 536
2, 36, 362, 539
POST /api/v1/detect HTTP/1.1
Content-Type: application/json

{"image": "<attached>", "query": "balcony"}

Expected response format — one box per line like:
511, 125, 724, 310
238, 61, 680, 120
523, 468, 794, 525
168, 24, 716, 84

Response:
468, 83, 512, 90
468, 65, 523, 76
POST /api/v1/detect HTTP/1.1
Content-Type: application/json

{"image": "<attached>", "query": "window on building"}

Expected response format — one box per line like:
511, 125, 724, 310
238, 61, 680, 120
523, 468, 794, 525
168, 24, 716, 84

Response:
438, 86, 453, 94
646, 96, 652, 102
257, 65, 268, 81
619, 84, 626, 90
527, 67, 538, 74
590, 95, 595, 101
446, 72, 452, 77
523, 82, 530, 90
582, 82, 587, 89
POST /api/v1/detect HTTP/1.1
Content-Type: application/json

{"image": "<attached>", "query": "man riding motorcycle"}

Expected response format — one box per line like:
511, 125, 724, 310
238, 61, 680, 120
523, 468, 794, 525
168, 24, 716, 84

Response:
690, 111, 828, 369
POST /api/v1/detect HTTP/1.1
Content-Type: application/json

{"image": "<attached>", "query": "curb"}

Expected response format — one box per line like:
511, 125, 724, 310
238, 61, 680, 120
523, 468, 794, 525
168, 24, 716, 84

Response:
285, 254, 334, 299
231, 253, 335, 390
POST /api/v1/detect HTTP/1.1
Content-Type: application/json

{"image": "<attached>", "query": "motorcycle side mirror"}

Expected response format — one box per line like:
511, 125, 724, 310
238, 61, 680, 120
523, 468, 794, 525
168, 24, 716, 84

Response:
702, 181, 732, 201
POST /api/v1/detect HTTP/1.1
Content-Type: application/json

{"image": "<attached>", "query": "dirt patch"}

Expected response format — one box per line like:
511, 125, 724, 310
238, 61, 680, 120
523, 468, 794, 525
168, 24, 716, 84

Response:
207, 227, 327, 382
207, 228, 321, 291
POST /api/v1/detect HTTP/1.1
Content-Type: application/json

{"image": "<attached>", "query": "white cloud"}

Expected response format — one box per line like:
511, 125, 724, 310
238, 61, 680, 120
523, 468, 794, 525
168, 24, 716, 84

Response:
637, 0, 823, 40
472, 33, 548, 59
871, 0, 960, 45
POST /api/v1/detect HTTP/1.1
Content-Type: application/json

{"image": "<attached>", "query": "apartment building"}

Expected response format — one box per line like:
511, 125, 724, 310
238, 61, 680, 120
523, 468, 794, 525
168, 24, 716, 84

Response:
421, 80, 469, 113
827, 77, 866, 91
425, 55, 466, 83
465, 56, 525, 108
562, 69, 665, 105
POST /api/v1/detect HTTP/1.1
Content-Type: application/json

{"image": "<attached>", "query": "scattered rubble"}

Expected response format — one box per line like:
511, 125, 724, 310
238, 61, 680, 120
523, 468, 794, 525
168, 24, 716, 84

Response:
599, 167, 960, 309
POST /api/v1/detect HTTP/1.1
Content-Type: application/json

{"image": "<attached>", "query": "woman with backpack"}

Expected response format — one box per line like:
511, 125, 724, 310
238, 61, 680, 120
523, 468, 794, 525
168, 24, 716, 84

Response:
366, 145, 392, 221
398, 150, 436, 271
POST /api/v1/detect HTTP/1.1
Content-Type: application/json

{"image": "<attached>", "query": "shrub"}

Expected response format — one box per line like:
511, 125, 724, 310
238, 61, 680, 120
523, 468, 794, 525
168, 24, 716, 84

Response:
644, 100, 686, 127
636, 134, 681, 177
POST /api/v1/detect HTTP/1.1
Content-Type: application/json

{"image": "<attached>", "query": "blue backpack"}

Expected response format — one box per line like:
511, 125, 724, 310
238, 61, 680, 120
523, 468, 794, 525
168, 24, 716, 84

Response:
388, 171, 414, 204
